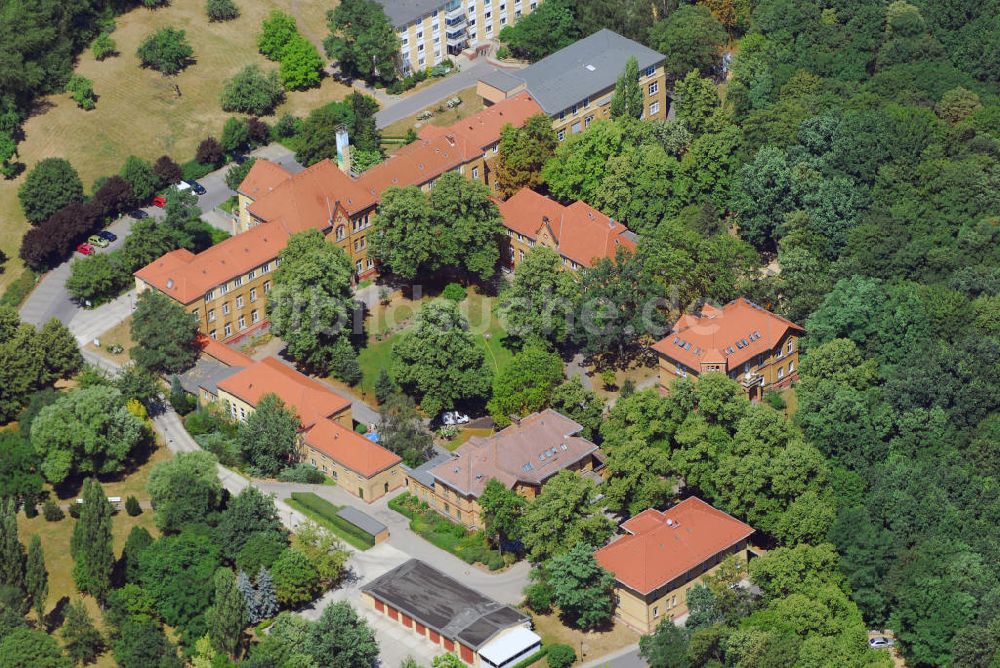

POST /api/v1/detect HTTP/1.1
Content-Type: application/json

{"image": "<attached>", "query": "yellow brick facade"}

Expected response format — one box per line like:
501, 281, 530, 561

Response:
659, 332, 801, 400
613, 541, 750, 634
300, 442, 405, 502
549, 64, 668, 141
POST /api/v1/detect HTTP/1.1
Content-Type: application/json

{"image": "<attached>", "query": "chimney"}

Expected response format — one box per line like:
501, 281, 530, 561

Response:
335, 125, 351, 173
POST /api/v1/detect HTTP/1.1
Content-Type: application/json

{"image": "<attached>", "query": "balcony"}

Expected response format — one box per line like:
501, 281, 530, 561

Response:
445, 5, 466, 22
446, 27, 467, 45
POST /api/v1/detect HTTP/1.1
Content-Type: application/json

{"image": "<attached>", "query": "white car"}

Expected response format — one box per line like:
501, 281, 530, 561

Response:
868, 637, 893, 650
441, 411, 470, 426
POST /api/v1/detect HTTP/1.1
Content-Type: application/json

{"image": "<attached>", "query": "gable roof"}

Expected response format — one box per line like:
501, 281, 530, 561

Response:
248, 158, 376, 226
197, 335, 254, 368
134, 223, 290, 305
237, 159, 293, 200
594, 497, 755, 595
303, 419, 401, 478
216, 357, 352, 430
498, 188, 637, 267
356, 93, 543, 197
652, 298, 805, 371
485, 30, 665, 115
431, 409, 598, 497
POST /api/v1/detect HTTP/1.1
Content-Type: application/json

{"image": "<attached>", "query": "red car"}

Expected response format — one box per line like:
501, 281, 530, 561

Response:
76, 243, 94, 255
152, 195, 167, 208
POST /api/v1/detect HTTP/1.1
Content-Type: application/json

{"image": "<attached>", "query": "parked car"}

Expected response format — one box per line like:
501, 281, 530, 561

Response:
87, 234, 109, 248
231, 153, 248, 165
129, 209, 148, 219
868, 637, 893, 650
75, 243, 94, 255
152, 195, 166, 208
441, 411, 470, 426
184, 179, 207, 195
97, 230, 117, 243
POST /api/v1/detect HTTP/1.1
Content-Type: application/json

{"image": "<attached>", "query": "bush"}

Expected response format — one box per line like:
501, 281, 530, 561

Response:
272, 113, 301, 139
184, 406, 235, 436
225, 158, 257, 191
546, 645, 576, 668
42, 500, 65, 522
68, 502, 81, 519
66, 75, 97, 110
221, 117, 249, 153
136, 27, 194, 75
277, 464, 326, 484
220, 65, 284, 115
524, 582, 553, 613
496, 46, 510, 60
764, 390, 787, 410
93, 33, 117, 60
288, 492, 376, 548
181, 159, 214, 181
23, 501, 38, 518
125, 496, 142, 516
0, 269, 38, 308
194, 432, 241, 467
442, 283, 466, 302
196, 137, 224, 167
206, 0, 239, 21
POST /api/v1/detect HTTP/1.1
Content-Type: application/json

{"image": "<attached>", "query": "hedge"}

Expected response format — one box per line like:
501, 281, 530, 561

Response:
511, 647, 548, 668
389, 493, 505, 569
0, 269, 38, 307
288, 492, 375, 549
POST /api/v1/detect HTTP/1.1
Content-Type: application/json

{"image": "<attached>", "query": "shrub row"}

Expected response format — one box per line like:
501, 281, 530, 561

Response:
389, 493, 505, 570
289, 492, 376, 549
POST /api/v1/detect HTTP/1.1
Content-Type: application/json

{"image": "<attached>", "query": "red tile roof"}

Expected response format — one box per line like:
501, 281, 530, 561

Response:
197, 335, 254, 368
238, 159, 292, 200
595, 497, 755, 595
134, 223, 290, 304
431, 410, 599, 497
248, 158, 376, 225
216, 357, 351, 430
497, 188, 637, 268
651, 298, 805, 372
303, 419, 401, 478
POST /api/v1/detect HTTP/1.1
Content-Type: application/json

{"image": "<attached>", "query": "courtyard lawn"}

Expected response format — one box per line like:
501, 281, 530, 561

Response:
85, 317, 135, 366
440, 426, 494, 452
0, 0, 348, 295
529, 612, 640, 667
380, 86, 485, 154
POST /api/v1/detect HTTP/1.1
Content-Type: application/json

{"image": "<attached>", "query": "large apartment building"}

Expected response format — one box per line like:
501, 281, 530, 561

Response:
497, 187, 637, 270
405, 410, 604, 529
377, 0, 541, 74
138, 93, 543, 343
652, 298, 805, 401
477, 29, 668, 139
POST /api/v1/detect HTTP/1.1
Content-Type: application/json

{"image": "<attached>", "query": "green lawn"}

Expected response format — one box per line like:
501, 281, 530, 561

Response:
285, 492, 374, 550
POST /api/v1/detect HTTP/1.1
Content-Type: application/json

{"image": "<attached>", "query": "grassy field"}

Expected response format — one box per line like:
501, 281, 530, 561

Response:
15, 441, 171, 667
0, 0, 349, 295
441, 426, 494, 451
530, 612, 640, 667
381, 86, 485, 151
84, 317, 135, 365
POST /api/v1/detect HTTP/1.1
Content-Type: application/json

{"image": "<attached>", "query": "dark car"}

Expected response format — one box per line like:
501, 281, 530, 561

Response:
129, 209, 148, 220
184, 180, 207, 195
231, 153, 248, 165
97, 230, 117, 242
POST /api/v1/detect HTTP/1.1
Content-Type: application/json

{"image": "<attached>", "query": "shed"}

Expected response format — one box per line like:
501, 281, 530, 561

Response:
336, 506, 389, 544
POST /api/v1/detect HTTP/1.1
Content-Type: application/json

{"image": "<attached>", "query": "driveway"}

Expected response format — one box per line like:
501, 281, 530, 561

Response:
374, 61, 525, 129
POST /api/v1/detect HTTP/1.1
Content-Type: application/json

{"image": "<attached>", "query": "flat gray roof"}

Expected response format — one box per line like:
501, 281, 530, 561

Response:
406, 452, 452, 489
176, 355, 244, 397
489, 29, 665, 115
336, 506, 387, 537
375, 0, 447, 29
362, 559, 528, 650
479, 68, 525, 93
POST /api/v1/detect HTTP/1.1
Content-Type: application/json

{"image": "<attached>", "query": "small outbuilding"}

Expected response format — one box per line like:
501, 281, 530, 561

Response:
336, 506, 389, 544
361, 559, 541, 666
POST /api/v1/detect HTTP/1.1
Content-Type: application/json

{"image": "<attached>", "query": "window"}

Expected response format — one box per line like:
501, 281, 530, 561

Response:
500, 15, 506, 24
263, 281, 271, 293
648, 81, 658, 95
222, 302, 230, 315
418, 43, 424, 51
787, 339, 794, 354
336, 225, 345, 240
571, 121, 581, 134
650, 101, 660, 116
234, 276, 243, 287
250, 288, 256, 302
676, 363, 687, 377
433, 35, 440, 43
485, 10, 491, 17
356, 260, 363, 273
262, 262, 270, 272
557, 129, 565, 141
416, 30, 423, 38
653, 606, 660, 618
248, 269, 256, 279
401, 37, 409, 45
224, 323, 232, 337
251, 309, 259, 323
236, 295, 244, 308
777, 366, 785, 380
239, 407, 246, 421
518, 249, 525, 263
220, 283, 229, 294
644, 65, 654, 77
585, 115, 594, 128
210, 329, 217, 339
418, 56, 425, 65
472, 167, 479, 179
205, 289, 216, 301
208, 309, 216, 322
238, 316, 246, 330
486, 23, 492, 33
367, 258, 374, 269
788, 361, 795, 374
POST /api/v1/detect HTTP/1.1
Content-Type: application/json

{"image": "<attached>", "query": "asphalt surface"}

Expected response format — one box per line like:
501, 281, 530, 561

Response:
374, 60, 525, 129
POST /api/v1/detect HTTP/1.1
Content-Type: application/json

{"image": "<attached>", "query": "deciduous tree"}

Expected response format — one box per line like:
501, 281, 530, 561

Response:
0, 499, 25, 595
324, 0, 400, 83
119, 155, 159, 203
147, 451, 224, 533
221, 66, 284, 115
25, 535, 46, 623
496, 246, 578, 346
378, 393, 434, 467
521, 470, 613, 562
493, 115, 558, 197
487, 345, 564, 427
130, 288, 200, 373
70, 479, 114, 603
478, 479, 526, 549
61, 599, 104, 664
237, 393, 299, 477
543, 543, 615, 629
18, 158, 84, 225
205, 568, 247, 658
279, 35, 324, 91
136, 27, 194, 75
216, 486, 285, 561
610, 56, 642, 120
497, 0, 577, 61
302, 601, 379, 668
270, 548, 321, 607
258, 11, 299, 60
649, 5, 726, 80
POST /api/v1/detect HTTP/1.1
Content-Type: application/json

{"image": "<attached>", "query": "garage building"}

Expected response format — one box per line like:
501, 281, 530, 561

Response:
361, 559, 541, 667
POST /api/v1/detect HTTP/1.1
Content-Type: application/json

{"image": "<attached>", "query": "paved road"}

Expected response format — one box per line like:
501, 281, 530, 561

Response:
374, 61, 525, 129
580, 646, 645, 668
567, 353, 594, 391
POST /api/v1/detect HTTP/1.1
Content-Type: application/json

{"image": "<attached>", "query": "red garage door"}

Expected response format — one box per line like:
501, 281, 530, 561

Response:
444, 639, 455, 651
429, 630, 441, 643
460, 645, 474, 664
375, 600, 384, 613
388, 606, 398, 621
402, 614, 413, 628
416, 622, 427, 635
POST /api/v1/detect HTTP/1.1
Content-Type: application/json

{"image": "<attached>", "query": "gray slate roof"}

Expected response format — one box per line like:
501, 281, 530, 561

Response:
487, 29, 665, 115
176, 355, 244, 397
375, 0, 447, 29
362, 559, 528, 650
336, 506, 387, 537
406, 452, 453, 489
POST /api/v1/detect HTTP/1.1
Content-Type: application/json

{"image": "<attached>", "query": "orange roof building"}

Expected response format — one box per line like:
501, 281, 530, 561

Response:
595, 497, 755, 633
497, 188, 637, 270
214, 356, 403, 501
652, 298, 805, 401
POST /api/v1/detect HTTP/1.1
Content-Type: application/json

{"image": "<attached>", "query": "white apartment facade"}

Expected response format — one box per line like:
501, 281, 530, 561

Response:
379, 0, 540, 74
